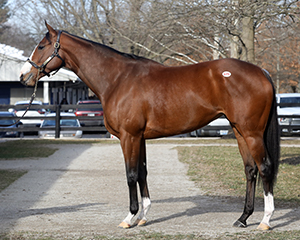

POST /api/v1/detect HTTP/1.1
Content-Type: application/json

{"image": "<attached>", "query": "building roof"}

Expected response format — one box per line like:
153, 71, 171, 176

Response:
0, 44, 27, 61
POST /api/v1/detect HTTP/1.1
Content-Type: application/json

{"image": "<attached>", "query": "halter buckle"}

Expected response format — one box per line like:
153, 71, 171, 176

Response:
54, 42, 60, 49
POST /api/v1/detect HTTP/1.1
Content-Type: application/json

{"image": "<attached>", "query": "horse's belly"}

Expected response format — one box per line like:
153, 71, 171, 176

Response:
143, 111, 217, 139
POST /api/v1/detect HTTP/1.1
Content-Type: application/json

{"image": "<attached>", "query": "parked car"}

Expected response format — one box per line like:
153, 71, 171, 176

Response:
13, 100, 46, 127
190, 116, 231, 137
74, 100, 104, 126
38, 112, 83, 139
277, 93, 300, 135
0, 111, 22, 137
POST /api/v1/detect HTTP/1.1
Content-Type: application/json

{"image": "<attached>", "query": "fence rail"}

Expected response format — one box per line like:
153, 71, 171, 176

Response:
0, 103, 300, 138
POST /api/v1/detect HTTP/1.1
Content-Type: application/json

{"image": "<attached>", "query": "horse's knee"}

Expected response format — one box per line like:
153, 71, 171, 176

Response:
127, 169, 138, 187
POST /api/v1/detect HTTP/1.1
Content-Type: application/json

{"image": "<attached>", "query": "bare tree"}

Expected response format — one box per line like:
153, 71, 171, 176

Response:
9, 0, 300, 67
171, 0, 300, 64
0, 0, 10, 38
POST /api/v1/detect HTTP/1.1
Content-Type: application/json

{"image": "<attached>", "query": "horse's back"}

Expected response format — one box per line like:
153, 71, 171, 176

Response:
146, 58, 273, 115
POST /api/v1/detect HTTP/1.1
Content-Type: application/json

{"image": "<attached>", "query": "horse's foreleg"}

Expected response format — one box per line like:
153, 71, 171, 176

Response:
233, 129, 258, 228
118, 133, 142, 229
134, 138, 151, 226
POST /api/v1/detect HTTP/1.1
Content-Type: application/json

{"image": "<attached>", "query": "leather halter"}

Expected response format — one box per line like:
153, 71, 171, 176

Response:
27, 30, 65, 77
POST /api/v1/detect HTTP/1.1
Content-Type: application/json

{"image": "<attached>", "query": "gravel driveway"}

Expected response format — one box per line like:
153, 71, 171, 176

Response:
0, 141, 299, 238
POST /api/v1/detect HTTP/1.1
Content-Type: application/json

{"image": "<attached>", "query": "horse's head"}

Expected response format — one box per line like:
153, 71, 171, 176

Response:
20, 21, 65, 86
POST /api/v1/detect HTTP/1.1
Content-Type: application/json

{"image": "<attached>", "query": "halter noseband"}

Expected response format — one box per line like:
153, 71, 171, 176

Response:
27, 30, 65, 77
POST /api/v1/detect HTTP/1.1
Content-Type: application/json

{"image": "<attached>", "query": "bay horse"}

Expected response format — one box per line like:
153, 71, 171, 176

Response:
20, 22, 279, 230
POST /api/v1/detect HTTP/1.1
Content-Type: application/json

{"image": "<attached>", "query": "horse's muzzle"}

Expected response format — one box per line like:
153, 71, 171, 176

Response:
20, 73, 34, 86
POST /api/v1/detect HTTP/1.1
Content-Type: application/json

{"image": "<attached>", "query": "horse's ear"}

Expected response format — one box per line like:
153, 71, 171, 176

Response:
44, 20, 56, 36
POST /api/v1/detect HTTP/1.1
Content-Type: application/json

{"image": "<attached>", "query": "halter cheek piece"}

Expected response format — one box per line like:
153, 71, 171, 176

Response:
27, 30, 65, 77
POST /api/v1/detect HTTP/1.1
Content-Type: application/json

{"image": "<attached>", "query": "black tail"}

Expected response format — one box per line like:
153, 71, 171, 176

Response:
263, 70, 280, 189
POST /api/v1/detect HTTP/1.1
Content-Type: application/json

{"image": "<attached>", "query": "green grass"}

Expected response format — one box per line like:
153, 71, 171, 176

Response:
0, 140, 57, 159
177, 145, 300, 206
177, 146, 245, 196
0, 170, 27, 192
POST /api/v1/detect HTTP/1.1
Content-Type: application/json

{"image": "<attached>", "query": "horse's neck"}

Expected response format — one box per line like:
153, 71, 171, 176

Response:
62, 35, 124, 103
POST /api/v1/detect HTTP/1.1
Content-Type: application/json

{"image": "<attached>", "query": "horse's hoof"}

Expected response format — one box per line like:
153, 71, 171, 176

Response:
233, 220, 247, 228
257, 223, 270, 231
138, 219, 147, 226
134, 218, 147, 226
118, 222, 131, 229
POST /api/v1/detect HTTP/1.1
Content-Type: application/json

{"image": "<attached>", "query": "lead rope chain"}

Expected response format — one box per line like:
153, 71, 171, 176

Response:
0, 69, 40, 127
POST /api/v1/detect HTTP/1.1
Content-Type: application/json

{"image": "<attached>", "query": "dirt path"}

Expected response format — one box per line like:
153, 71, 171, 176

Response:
0, 142, 299, 238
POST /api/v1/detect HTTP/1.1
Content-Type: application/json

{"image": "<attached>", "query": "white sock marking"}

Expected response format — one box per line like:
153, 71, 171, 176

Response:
261, 192, 274, 227
123, 212, 135, 225
137, 197, 151, 221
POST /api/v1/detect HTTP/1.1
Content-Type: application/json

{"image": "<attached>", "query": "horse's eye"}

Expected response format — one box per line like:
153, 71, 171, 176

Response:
38, 45, 45, 50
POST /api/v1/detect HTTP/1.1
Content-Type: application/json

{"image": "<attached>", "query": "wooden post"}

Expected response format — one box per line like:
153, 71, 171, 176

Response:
55, 105, 61, 138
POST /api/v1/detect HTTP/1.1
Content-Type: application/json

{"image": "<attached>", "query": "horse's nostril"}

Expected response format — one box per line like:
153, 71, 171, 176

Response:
19, 74, 28, 86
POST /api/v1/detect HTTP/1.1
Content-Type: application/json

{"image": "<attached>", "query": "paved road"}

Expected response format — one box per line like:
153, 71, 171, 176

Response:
0, 142, 299, 238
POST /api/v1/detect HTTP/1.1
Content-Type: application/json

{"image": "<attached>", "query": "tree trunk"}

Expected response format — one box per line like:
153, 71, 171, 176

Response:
241, 16, 255, 64
230, 35, 239, 59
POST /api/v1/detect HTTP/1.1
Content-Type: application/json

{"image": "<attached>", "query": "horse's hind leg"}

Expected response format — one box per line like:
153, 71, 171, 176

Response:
232, 128, 258, 228
134, 137, 151, 226
234, 129, 275, 230
256, 156, 275, 230
245, 134, 275, 230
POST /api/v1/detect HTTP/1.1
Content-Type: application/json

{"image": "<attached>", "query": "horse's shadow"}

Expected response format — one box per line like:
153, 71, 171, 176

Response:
281, 156, 300, 165
147, 195, 246, 226
17, 203, 105, 218
145, 194, 300, 230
